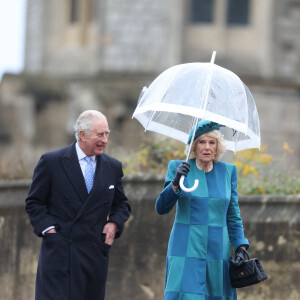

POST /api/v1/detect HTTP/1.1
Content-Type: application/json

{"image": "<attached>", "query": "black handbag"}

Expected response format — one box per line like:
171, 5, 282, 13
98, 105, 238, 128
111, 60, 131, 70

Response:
229, 249, 268, 288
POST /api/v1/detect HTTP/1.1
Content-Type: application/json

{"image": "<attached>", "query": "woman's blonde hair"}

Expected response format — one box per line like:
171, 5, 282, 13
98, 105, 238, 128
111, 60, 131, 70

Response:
186, 129, 226, 162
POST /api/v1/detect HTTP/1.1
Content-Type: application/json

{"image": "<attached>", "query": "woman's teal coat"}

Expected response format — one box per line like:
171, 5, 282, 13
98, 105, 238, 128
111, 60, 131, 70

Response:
156, 159, 249, 300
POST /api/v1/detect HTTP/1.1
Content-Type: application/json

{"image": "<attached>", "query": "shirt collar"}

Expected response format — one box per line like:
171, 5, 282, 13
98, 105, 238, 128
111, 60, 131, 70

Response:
75, 142, 96, 162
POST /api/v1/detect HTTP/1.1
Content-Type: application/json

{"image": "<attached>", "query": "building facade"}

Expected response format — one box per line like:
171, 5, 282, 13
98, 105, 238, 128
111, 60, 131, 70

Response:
24, 0, 300, 83
0, 0, 299, 177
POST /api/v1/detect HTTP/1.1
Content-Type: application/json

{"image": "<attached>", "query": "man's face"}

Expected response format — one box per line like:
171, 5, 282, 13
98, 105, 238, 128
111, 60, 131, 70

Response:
80, 118, 110, 156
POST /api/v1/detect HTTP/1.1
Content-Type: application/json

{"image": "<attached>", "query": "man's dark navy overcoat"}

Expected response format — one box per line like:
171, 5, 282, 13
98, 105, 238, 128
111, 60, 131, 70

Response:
25, 143, 131, 300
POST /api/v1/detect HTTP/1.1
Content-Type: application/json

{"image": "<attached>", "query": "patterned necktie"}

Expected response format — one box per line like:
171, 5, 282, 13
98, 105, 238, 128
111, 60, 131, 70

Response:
84, 156, 94, 193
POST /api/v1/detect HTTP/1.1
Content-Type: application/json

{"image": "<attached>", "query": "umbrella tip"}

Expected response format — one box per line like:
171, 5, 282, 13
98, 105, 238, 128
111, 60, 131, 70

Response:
210, 51, 216, 64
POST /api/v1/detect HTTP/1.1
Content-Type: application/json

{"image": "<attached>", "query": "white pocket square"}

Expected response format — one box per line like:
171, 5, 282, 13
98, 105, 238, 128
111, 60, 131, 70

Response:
108, 185, 114, 189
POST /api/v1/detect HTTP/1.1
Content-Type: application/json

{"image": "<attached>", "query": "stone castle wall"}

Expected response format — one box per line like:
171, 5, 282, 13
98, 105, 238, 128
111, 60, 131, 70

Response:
273, 0, 300, 82
0, 178, 300, 300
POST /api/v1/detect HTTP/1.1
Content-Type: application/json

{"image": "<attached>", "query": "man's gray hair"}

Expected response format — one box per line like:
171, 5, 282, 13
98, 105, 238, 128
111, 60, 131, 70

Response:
74, 110, 107, 141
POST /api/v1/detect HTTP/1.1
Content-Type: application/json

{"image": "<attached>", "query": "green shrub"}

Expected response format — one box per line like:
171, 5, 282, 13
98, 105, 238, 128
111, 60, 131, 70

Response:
121, 137, 186, 175
233, 143, 300, 195
121, 138, 300, 195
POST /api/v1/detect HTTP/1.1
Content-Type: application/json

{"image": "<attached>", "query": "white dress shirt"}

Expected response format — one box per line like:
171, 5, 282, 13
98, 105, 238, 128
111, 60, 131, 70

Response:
75, 142, 97, 175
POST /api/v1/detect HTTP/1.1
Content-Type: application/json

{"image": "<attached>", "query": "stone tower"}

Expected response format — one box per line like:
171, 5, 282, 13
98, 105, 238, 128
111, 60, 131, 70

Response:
25, 0, 183, 76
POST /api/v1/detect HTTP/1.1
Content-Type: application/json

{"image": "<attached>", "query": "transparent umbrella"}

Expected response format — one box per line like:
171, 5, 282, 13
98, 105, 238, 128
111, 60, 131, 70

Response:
132, 51, 260, 192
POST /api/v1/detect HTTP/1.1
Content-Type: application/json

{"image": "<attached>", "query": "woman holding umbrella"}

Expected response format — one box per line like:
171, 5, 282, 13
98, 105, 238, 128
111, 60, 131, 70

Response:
156, 119, 249, 300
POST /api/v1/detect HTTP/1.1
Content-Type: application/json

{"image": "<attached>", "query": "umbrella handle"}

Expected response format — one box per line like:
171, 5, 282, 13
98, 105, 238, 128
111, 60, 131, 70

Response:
179, 176, 199, 192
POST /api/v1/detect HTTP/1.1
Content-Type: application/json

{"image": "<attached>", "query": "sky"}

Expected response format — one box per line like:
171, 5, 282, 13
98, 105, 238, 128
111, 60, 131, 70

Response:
0, 0, 27, 81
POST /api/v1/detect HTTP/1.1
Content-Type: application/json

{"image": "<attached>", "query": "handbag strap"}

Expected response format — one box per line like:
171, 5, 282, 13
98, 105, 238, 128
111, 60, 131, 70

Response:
239, 248, 251, 260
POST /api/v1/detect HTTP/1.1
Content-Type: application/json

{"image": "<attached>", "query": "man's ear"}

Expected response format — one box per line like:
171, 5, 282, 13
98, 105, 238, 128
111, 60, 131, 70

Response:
79, 130, 86, 141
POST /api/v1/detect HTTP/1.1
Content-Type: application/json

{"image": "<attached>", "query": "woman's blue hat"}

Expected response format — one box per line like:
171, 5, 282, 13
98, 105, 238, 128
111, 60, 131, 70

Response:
187, 120, 221, 144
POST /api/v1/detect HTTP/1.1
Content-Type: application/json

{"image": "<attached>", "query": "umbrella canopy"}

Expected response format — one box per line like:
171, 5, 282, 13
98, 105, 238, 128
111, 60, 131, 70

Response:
132, 52, 261, 192
132, 58, 260, 153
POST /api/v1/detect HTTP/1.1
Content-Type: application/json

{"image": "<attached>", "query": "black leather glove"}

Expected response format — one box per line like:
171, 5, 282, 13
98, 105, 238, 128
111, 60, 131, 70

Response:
172, 162, 190, 187
232, 247, 248, 267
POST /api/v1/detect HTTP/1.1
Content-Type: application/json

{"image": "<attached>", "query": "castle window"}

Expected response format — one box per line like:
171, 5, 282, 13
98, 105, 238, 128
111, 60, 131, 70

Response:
226, 0, 249, 25
190, 0, 214, 23
70, 0, 79, 23
69, 0, 98, 24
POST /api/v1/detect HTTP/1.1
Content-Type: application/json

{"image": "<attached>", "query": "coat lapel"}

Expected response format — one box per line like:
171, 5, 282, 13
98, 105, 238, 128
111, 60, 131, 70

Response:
75, 153, 108, 221
92, 154, 106, 195
61, 143, 89, 203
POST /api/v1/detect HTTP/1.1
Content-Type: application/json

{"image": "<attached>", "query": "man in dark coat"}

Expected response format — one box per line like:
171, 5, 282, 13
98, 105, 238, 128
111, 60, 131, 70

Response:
25, 110, 131, 300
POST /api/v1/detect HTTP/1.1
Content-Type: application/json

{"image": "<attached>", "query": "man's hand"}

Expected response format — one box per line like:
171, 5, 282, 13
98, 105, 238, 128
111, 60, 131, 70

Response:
102, 222, 118, 245
45, 228, 57, 234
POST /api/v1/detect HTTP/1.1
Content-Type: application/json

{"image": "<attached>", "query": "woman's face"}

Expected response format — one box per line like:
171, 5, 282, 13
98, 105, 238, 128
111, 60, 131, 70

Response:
195, 135, 218, 163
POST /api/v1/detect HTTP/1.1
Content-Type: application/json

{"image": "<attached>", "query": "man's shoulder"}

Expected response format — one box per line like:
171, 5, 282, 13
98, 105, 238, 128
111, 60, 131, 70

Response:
101, 153, 122, 167
42, 143, 74, 159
